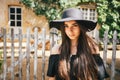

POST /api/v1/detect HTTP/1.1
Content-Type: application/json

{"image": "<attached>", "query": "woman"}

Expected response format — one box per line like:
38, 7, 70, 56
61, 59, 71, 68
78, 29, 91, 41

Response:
47, 8, 109, 80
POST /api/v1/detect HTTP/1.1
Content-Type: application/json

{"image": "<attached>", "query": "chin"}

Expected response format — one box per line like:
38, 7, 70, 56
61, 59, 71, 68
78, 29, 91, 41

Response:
69, 37, 76, 40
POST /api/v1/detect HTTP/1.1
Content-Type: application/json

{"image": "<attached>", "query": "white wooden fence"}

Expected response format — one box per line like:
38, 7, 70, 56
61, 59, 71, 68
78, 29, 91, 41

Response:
0, 28, 120, 80
102, 30, 120, 80
0, 28, 47, 80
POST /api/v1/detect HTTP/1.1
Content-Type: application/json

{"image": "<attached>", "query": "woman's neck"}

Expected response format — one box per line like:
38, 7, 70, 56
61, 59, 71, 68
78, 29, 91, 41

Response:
71, 39, 78, 47
70, 39, 78, 55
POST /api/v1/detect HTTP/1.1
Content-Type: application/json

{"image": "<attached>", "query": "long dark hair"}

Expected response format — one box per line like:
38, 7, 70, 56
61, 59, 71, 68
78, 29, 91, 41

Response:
58, 21, 98, 80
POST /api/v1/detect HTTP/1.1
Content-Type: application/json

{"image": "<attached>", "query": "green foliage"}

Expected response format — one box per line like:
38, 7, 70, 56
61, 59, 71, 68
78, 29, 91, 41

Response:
20, 0, 87, 20
97, 0, 120, 39
20, 0, 120, 41
21, 0, 33, 8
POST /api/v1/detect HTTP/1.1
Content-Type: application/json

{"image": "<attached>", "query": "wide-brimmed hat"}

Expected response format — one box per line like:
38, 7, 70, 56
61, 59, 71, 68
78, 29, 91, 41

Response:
49, 8, 97, 31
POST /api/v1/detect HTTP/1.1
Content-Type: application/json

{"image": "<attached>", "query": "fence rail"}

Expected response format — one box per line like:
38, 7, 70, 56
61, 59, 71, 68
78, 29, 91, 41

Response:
0, 28, 120, 80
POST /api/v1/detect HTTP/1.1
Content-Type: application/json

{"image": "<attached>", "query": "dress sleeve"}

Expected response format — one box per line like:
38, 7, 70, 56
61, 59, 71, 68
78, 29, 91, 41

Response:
93, 54, 109, 79
47, 55, 58, 77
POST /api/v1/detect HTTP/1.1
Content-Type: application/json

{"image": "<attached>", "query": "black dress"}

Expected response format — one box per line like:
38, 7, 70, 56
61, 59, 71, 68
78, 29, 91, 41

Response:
47, 54, 109, 80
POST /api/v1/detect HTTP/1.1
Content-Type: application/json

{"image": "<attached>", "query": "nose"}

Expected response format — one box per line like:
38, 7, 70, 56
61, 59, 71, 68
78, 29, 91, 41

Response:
68, 27, 73, 32
67, 27, 74, 35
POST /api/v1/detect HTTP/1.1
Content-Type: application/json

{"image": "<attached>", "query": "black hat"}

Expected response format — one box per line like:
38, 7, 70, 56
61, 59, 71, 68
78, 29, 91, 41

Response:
49, 8, 97, 31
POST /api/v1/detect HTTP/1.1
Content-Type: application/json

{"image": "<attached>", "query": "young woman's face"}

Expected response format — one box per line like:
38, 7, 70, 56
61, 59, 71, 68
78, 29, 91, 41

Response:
64, 20, 80, 40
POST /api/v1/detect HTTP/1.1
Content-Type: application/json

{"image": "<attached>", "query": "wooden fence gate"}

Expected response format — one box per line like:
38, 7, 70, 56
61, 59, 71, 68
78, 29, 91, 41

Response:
0, 28, 120, 80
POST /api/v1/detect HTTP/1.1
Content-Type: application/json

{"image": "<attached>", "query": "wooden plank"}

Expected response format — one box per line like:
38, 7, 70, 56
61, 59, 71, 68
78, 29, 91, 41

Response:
34, 28, 38, 80
50, 33, 54, 55
3, 28, 7, 80
18, 28, 22, 80
26, 28, 30, 80
103, 30, 108, 67
11, 28, 15, 80
0, 34, 3, 38
111, 31, 117, 80
41, 28, 46, 80
0, 52, 27, 79
49, 28, 59, 54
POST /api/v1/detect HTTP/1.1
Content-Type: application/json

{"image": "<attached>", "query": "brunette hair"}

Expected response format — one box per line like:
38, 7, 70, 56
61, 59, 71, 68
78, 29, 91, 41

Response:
58, 21, 98, 80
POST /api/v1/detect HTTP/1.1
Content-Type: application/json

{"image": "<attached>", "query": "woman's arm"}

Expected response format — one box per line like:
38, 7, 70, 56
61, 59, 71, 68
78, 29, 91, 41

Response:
51, 44, 60, 54
48, 77, 55, 80
47, 44, 60, 79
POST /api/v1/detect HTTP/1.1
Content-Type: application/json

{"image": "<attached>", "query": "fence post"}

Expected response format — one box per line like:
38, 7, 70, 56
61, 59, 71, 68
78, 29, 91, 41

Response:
41, 28, 46, 80
3, 28, 7, 80
111, 31, 117, 80
26, 28, 30, 80
34, 28, 38, 80
50, 28, 54, 55
103, 30, 108, 67
18, 28, 22, 80
50, 28, 58, 54
11, 28, 14, 80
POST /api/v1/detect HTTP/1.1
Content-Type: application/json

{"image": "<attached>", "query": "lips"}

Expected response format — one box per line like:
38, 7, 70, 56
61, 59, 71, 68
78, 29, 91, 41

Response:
68, 34, 76, 38
68, 34, 75, 36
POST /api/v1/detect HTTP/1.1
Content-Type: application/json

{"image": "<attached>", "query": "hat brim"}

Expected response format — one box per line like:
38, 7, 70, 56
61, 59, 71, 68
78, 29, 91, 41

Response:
49, 18, 97, 32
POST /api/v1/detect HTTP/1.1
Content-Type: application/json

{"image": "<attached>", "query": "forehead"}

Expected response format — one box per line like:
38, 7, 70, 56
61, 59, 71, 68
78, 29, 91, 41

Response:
64, 20, 77, 24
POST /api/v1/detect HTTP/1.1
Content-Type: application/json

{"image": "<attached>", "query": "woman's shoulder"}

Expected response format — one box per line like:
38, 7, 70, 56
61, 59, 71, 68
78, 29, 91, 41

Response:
51, 44, 61, 55
48, 44, 60, 63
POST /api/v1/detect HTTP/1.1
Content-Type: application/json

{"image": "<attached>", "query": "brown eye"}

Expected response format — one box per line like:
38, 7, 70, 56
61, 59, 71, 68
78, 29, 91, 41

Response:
72, 24, 79, 28
64, 25, 68, 28
73, 23, 79, 27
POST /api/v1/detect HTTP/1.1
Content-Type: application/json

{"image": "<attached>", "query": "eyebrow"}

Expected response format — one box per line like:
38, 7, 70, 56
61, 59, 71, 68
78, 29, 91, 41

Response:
72, 23, 79, 25
64, 22, 78, 26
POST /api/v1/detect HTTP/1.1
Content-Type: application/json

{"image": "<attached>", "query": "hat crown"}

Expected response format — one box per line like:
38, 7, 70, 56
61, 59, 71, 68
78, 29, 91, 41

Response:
62, 8, 83, 20
49, 8, 97, 31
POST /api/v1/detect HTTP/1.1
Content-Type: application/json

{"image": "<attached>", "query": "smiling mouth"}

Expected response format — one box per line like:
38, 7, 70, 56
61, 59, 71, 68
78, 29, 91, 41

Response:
69, 35, 75, 37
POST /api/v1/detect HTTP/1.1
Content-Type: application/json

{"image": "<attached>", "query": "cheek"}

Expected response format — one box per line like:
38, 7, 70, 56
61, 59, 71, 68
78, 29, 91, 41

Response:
65, 28, 69, 34
75, 28, 80, 35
